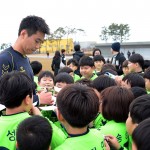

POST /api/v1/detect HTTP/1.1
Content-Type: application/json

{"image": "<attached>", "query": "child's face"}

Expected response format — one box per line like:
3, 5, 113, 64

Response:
80, 66, 94, 79
128, 61, 136, 73
94, 61, 104, 70
38, 76, 54, 89
145, 78, 150, 91
121, 80, 131, 89
126, 112, 137, 135
68, 63, 77, 71
122, 67, 129, 75
55, 82, 67, 89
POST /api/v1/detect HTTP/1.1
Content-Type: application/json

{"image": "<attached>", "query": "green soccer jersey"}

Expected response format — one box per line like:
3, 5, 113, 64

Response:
0, 112, 66, 150
74, 73, 80, 82
99, 120, 129, 149
93, 113, 109, 129
147, 90, 150, 94
55, 129, 105, 150
0, 112, 30, 150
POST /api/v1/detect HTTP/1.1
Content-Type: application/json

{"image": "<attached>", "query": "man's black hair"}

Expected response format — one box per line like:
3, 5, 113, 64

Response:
18, 15, 50, 36
30, 61, 42, 75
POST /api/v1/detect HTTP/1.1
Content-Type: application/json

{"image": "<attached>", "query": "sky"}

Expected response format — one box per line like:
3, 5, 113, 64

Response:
1, 0, 150, 45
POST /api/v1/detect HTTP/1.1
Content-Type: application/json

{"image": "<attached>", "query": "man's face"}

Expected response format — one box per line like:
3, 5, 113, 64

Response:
68, 63, 77, 72
22, 30, 44, 55
80, 66, 94, 79
94, 61, 104, 70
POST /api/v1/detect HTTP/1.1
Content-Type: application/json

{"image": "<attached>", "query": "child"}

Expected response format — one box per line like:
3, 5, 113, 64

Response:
100, 86, 134, 149
122, 60, 129, 77
58, 66, 80, 82
107, 94, 150, 150
130, 86, 147, 98
122, 72, 145, 89
67, 58, 81, 77
0, 71, 66, 150
55, 84, 105, 150
54, 72, 74, 89
38, 71, 55, 94
93, 55, 105, 74
132, 118, 150, 150
143, 66, 150, 94
16, 116, 52, 150
79, 56, 97, 80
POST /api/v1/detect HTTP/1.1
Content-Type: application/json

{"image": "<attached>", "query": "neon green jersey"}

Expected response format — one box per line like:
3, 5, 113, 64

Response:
93, 113, 109, 129
0, 112, 66, 150
74, 74, 80, 82
147, 90, 150, 94
55, 129, 105, 150
0, 112, 30, 150
99, 120, 129, 148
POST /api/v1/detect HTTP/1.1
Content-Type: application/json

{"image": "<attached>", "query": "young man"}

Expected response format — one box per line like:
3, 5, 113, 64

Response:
73, 44, 84, 62
55, 84, 105, 150
128, 53, 144, 75
110, 42, 126, 75
16, 116, 52, 150
0, 15, 52, 106
0, 71, 66, 150
79, 56, 98, 80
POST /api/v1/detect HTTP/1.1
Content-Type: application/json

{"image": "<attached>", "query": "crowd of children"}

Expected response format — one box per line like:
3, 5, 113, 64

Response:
0, 50, 150, 150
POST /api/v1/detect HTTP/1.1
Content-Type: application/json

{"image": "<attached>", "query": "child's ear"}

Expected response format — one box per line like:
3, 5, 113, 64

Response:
24, 95, 31, 105
56, 108, 64, 122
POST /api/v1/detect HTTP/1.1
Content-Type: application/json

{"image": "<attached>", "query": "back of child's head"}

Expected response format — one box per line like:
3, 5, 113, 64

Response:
101, 63, 117, 72
54, 72, 74, 84
38, 71, 54, 82
93, 55, 105, 64
132, 118, 150, 150
101, 86, 134, 122
30, 61, 42, 75
128, 53, 144, 69
0, 71, 33, 108
16, 116, 52, 150
67, 58, 79, 67
122, 60, 128, 68
57, 84, 99, 128
79, 56, 94, 67
58, 67, 73, 74
129, 94, 150, 124
130, 87, 147, 99
99, 69, 118, 76
92, 75, 117, 92
143, 66, 150, 80
122, 72, 145, 88
76, 78, 92, 87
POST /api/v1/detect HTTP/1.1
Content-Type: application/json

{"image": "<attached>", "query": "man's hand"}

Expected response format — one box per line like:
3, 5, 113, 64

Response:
39, 91, 54, 105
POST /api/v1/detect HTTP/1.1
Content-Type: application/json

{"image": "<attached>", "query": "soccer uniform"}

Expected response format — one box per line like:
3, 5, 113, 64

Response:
0, 112, 66, 150
81, 74, 98, 81
73, 73, 80, 82
99, 120, 129, 149
55, 129, 105, 150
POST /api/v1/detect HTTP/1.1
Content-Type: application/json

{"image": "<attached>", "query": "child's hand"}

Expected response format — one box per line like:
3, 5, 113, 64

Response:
104, 140, 110, 150
30, 106, 42, 116
105, 135, 121, 150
